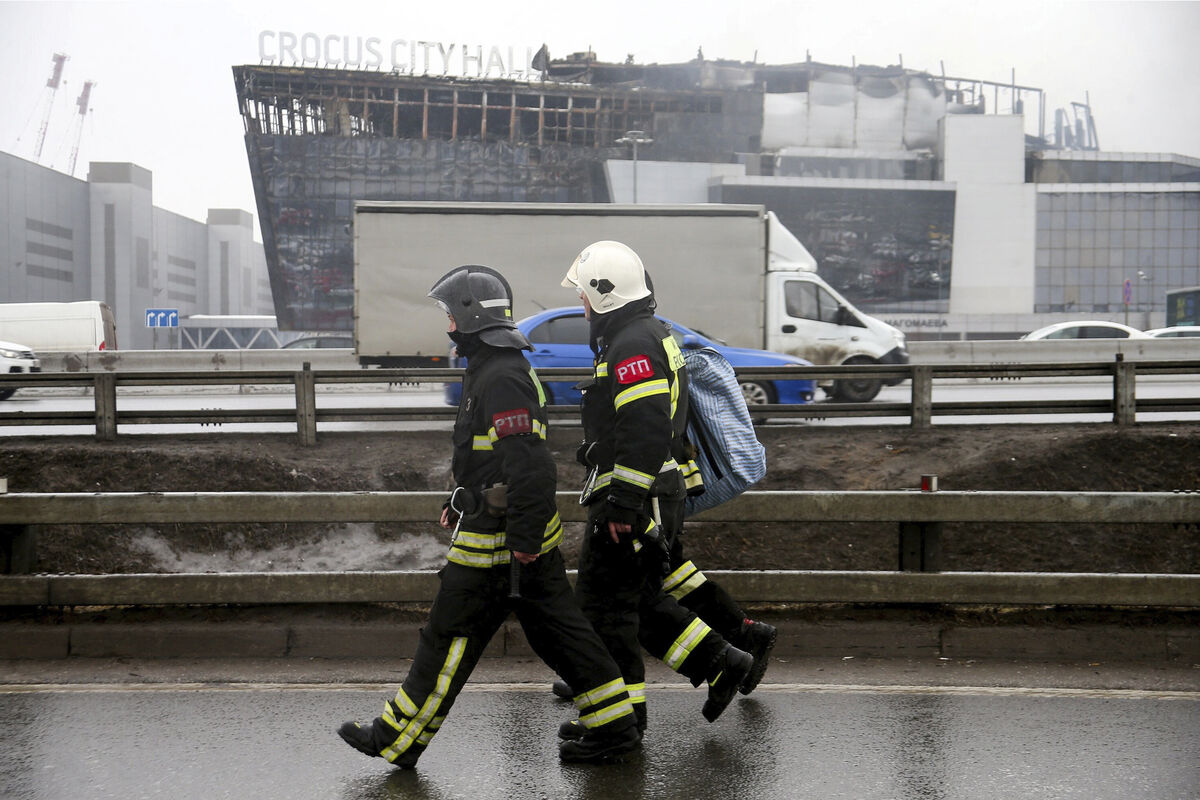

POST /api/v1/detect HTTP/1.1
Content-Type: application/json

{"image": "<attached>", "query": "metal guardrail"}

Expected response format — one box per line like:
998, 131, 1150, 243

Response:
2, 489, 1197, 607
2, 357, 1199, 443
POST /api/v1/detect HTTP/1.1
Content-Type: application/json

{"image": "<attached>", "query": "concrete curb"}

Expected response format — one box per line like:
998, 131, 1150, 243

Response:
2, 615, 1197, 663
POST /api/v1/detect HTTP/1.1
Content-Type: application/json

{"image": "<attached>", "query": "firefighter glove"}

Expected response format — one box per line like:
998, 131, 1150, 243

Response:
601, 497, 639, 529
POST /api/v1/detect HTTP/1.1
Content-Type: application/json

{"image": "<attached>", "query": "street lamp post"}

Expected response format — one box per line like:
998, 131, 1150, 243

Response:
1123, 277, 1133, 327
1124, 271, 1149, 327
615, 130, 653, 203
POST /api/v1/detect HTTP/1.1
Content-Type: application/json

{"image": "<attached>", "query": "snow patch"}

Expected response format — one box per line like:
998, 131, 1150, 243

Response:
129, 524, 447, 572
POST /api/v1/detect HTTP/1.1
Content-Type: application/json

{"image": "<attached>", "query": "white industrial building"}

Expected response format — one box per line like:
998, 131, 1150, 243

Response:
1, 152, 271, 349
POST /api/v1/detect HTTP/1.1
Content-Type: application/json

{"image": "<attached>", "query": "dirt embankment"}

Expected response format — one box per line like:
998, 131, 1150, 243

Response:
2, 422, 1198, 575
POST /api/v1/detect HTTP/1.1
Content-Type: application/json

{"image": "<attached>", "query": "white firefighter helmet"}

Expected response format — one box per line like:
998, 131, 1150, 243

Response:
561, 240, 651, 314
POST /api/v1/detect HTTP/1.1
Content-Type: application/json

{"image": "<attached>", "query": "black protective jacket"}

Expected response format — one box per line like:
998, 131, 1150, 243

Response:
449, 342, 559, 564
579, 301, 690, 514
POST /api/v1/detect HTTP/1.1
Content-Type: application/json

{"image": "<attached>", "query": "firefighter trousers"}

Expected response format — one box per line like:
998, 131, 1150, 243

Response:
661, 530, 748, 645
365, 549, 636, 766
576, 497, 728, 722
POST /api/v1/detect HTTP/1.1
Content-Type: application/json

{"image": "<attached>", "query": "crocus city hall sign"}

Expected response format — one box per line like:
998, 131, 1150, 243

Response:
258, 31, 541, 79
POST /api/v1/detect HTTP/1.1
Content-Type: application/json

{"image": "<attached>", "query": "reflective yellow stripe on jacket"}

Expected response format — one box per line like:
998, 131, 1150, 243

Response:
447, 512, 563, 568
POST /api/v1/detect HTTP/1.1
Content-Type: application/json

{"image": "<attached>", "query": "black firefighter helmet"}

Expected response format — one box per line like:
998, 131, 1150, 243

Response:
427, 265, 531, 350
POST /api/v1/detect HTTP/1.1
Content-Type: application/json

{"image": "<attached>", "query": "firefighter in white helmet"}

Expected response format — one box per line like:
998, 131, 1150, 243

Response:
557, 241, 756, 736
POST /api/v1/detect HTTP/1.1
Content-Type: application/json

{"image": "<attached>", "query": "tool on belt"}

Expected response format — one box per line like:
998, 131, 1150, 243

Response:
450, 482, 521, 598
447, 486, 476, 545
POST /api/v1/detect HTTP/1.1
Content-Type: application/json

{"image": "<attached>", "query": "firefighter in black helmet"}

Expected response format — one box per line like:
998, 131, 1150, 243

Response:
338, 265, 640, 767
557, 241, 755, 734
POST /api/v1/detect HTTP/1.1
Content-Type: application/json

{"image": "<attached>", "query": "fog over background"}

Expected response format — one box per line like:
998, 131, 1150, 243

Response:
2, 0, 1197, 238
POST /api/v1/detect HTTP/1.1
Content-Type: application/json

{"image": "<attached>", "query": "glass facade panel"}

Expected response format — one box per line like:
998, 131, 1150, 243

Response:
1033, 157, 1200, 184
1036, 190, 1200, 313
247, 135, 603, 329
717, 184, 955, 313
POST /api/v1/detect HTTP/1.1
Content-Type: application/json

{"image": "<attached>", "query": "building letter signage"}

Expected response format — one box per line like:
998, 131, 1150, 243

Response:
258, 30, 537, 78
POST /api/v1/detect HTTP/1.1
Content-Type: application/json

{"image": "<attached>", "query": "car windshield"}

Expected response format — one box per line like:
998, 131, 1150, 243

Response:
526, 314, 590, 345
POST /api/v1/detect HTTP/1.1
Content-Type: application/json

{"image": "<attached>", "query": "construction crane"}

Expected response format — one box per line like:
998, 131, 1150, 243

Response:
67, 80, 96, 177
34, 52, 69, 162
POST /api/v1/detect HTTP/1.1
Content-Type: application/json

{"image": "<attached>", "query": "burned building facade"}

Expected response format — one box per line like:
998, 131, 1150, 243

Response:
235, 55, 1199, 337
236, 59, 750, 330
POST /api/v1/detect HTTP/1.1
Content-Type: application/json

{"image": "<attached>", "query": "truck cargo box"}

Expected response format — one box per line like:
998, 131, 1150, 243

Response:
353, 202, 769, 363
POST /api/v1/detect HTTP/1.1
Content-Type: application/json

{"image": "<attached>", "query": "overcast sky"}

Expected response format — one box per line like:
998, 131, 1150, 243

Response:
2, 0, 1197, 240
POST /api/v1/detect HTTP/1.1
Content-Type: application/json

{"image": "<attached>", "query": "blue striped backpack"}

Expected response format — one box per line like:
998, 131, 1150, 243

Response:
682, 347, 767, 516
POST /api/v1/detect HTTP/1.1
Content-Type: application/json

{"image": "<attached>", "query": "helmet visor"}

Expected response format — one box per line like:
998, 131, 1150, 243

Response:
561, 261, 581, 290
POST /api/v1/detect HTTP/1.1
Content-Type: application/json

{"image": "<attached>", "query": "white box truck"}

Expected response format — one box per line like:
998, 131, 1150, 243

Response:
0, 301, 118, 352
354, 202, 907, 400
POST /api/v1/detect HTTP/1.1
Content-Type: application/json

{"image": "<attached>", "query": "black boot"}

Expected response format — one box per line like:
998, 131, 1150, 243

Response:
559, 707, 646, 740
737, 619, 778, 695
558, 724, 641, 763
551, 678, 574, 700
337, 721, 420, 769
558, 718, 586, 740
338, 721, 379, 757
701, 644, 754, 723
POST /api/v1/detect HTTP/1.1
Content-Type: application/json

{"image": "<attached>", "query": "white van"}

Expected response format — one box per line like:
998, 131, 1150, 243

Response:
0, 339, 40, 401
0, 301, 118, 352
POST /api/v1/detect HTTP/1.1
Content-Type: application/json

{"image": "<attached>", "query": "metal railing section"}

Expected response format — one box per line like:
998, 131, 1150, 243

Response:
2, 357, 1199, 442
2, 489, 1197, 608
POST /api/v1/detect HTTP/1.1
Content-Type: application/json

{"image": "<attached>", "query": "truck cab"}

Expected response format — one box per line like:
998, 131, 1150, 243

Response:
765, 270, 908, 402
762, 213, 907, 401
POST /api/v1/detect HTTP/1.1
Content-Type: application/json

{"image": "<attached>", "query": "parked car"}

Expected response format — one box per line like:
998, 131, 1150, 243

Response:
1019, 321, 1151, 340
0, 338, 41, 401
445, 307, 817, 406
282, 335, 354, 349
1143, 326, 1200, 338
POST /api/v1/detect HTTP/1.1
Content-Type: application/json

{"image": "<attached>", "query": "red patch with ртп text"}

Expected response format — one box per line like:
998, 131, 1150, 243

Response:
615, 355, 655, 384
492, 408, 532, 438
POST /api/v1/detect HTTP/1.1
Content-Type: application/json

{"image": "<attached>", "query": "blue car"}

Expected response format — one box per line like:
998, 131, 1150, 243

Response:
445, 307, 816, 406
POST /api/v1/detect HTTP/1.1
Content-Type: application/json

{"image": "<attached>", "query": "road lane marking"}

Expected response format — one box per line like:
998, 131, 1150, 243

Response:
2, 682, 1197, 700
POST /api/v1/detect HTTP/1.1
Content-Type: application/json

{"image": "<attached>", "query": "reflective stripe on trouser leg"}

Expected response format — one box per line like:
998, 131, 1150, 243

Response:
662, 617, 713, 672
662, 560, 706, 601
380, 636, 467, 763
573, 676, 636, 730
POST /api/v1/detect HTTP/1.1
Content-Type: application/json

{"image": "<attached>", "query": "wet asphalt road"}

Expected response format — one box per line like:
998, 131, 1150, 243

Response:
2, 681, 1197, 800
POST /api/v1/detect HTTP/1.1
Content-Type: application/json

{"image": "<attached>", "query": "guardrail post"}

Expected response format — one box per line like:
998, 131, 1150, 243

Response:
295, 362, 317, 446
1113, 353, 1136, 426
0, 524, 33, 574
0, 478, 35, 574
911, 365, 933, 428
899, 475, 942, 572
93, 373, 117, 440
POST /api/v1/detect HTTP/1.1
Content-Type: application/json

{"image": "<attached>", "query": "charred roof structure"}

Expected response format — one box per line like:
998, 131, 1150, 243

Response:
232, 54, 1200, 340
234, 55, 1057, 331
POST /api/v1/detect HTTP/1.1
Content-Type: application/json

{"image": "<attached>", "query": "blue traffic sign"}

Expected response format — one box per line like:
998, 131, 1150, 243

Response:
1122, 279, 1133, 305
145, 308, 179, 328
